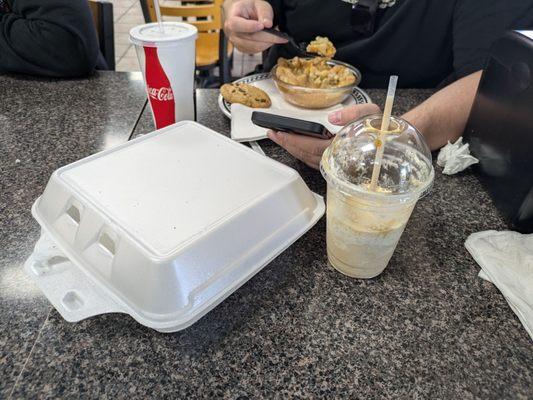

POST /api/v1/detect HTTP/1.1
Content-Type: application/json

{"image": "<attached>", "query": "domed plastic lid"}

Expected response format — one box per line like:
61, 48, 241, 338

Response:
320, 114, 434, 203
130, 22, 197, 47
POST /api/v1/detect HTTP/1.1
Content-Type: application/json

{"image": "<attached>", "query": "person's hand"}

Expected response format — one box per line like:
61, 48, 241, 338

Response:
267, 104, 381, 169
223, 0, 288, 54
326, 103, 381, 126
267, 130, 333, 170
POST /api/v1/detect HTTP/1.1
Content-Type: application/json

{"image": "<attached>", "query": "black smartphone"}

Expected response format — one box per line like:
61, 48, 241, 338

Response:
251, 112, 333, 139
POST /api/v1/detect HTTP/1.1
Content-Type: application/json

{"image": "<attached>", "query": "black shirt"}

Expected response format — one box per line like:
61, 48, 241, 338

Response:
265, 0, 533, 88
0, 0, 101, 77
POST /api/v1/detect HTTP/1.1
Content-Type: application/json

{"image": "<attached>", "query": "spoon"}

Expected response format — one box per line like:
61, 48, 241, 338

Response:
262, 28, 315, 58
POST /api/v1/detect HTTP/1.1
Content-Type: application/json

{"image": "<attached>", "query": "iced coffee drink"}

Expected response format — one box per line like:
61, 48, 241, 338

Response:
320, 115, 434, 278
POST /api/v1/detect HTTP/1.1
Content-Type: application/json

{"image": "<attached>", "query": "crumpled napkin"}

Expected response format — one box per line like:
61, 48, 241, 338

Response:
465, 230, 533, 341
437, 137, 479, 175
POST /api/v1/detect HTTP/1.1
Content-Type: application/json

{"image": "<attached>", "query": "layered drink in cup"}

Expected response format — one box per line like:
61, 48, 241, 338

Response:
130, 22, 197, 129
320, 115, 434, 278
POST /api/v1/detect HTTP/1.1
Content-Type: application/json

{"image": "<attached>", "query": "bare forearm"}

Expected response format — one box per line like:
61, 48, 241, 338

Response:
403, 71, 482, 150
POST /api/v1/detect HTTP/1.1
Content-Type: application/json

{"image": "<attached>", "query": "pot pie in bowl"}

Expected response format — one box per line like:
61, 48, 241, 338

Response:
271, 36, 361, 109
271, 57, 361, 109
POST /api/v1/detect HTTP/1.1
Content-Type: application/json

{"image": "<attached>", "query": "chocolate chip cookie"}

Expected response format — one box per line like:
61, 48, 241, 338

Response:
220, 83, 272, 108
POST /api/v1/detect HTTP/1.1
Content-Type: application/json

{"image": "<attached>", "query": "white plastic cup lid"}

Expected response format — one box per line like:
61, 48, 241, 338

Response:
130, 22, 198, 47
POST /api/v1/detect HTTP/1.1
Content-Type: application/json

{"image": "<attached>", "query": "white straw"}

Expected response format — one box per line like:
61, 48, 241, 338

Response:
153, 0, 164, 33
369, 75, 398, 191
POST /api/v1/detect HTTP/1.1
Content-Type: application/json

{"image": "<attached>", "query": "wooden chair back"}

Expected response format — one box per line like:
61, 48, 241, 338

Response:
146, 0, 224, 32
142, 0, 226, 68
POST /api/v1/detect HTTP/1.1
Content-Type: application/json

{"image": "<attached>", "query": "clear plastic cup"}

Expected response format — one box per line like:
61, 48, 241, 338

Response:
320, 115, 434, 278
130, 22, 197, 129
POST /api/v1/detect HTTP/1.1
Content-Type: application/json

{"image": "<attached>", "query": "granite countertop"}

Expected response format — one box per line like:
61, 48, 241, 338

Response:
0, 72, 147, 398
1, 80, 532, 398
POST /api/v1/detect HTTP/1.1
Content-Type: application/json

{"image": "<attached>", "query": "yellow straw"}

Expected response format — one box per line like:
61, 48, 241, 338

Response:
369, 75, 398, 191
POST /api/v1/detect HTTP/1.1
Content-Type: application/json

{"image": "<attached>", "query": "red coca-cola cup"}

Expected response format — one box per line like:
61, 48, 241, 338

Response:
130, 22, 198, 129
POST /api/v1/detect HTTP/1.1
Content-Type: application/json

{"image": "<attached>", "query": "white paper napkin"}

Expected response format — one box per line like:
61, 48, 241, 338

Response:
229, 78, 345, 142
231, 104, 343, 142
437, 137, 479, 175
465, 230, 533, 341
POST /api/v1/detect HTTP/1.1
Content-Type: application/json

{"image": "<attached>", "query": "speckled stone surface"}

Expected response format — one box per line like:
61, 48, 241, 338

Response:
0, 72, 147, 398
4, 88, 533, 398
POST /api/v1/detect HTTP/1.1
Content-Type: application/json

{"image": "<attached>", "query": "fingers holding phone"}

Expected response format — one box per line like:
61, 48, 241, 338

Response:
268, 130, 332, 170
257, 104, 381, 169
328, 103, 381, 125
251, 112, 333, 170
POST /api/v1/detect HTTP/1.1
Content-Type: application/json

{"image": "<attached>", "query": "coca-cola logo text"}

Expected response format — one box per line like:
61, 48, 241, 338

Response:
148, 86, 174, 101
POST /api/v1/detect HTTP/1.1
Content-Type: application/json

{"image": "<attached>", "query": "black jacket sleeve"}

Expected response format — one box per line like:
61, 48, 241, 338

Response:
453, 0, 533, 81
0, 0, 100, 77
265, 0, 282, 27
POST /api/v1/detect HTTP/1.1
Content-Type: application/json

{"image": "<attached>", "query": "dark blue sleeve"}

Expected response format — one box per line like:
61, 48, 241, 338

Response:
0, 0, 100, 77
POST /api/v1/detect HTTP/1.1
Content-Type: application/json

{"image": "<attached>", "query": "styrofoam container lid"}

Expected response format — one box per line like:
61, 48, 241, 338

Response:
26, 121, 324, 332
130, 22, 197, 47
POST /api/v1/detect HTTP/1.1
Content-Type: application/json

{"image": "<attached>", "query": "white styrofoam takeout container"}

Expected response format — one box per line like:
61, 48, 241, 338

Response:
24, 121, 325, 332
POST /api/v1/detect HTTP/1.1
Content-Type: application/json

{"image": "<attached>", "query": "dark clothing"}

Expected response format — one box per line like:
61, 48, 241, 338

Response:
266, 0, 533, 88
0, 0, 101, 77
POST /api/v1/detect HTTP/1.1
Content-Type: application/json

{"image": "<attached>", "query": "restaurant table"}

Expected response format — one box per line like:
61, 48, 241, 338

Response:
1, 72, 532, 399
0, 71, 147, 397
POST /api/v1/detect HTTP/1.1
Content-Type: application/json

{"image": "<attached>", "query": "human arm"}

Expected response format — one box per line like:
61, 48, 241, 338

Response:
330, 70, 483, 151
223, 0, 287, 54
0, 0, 99, 77
268, 70, 482, 169
402, 70, 482, 150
